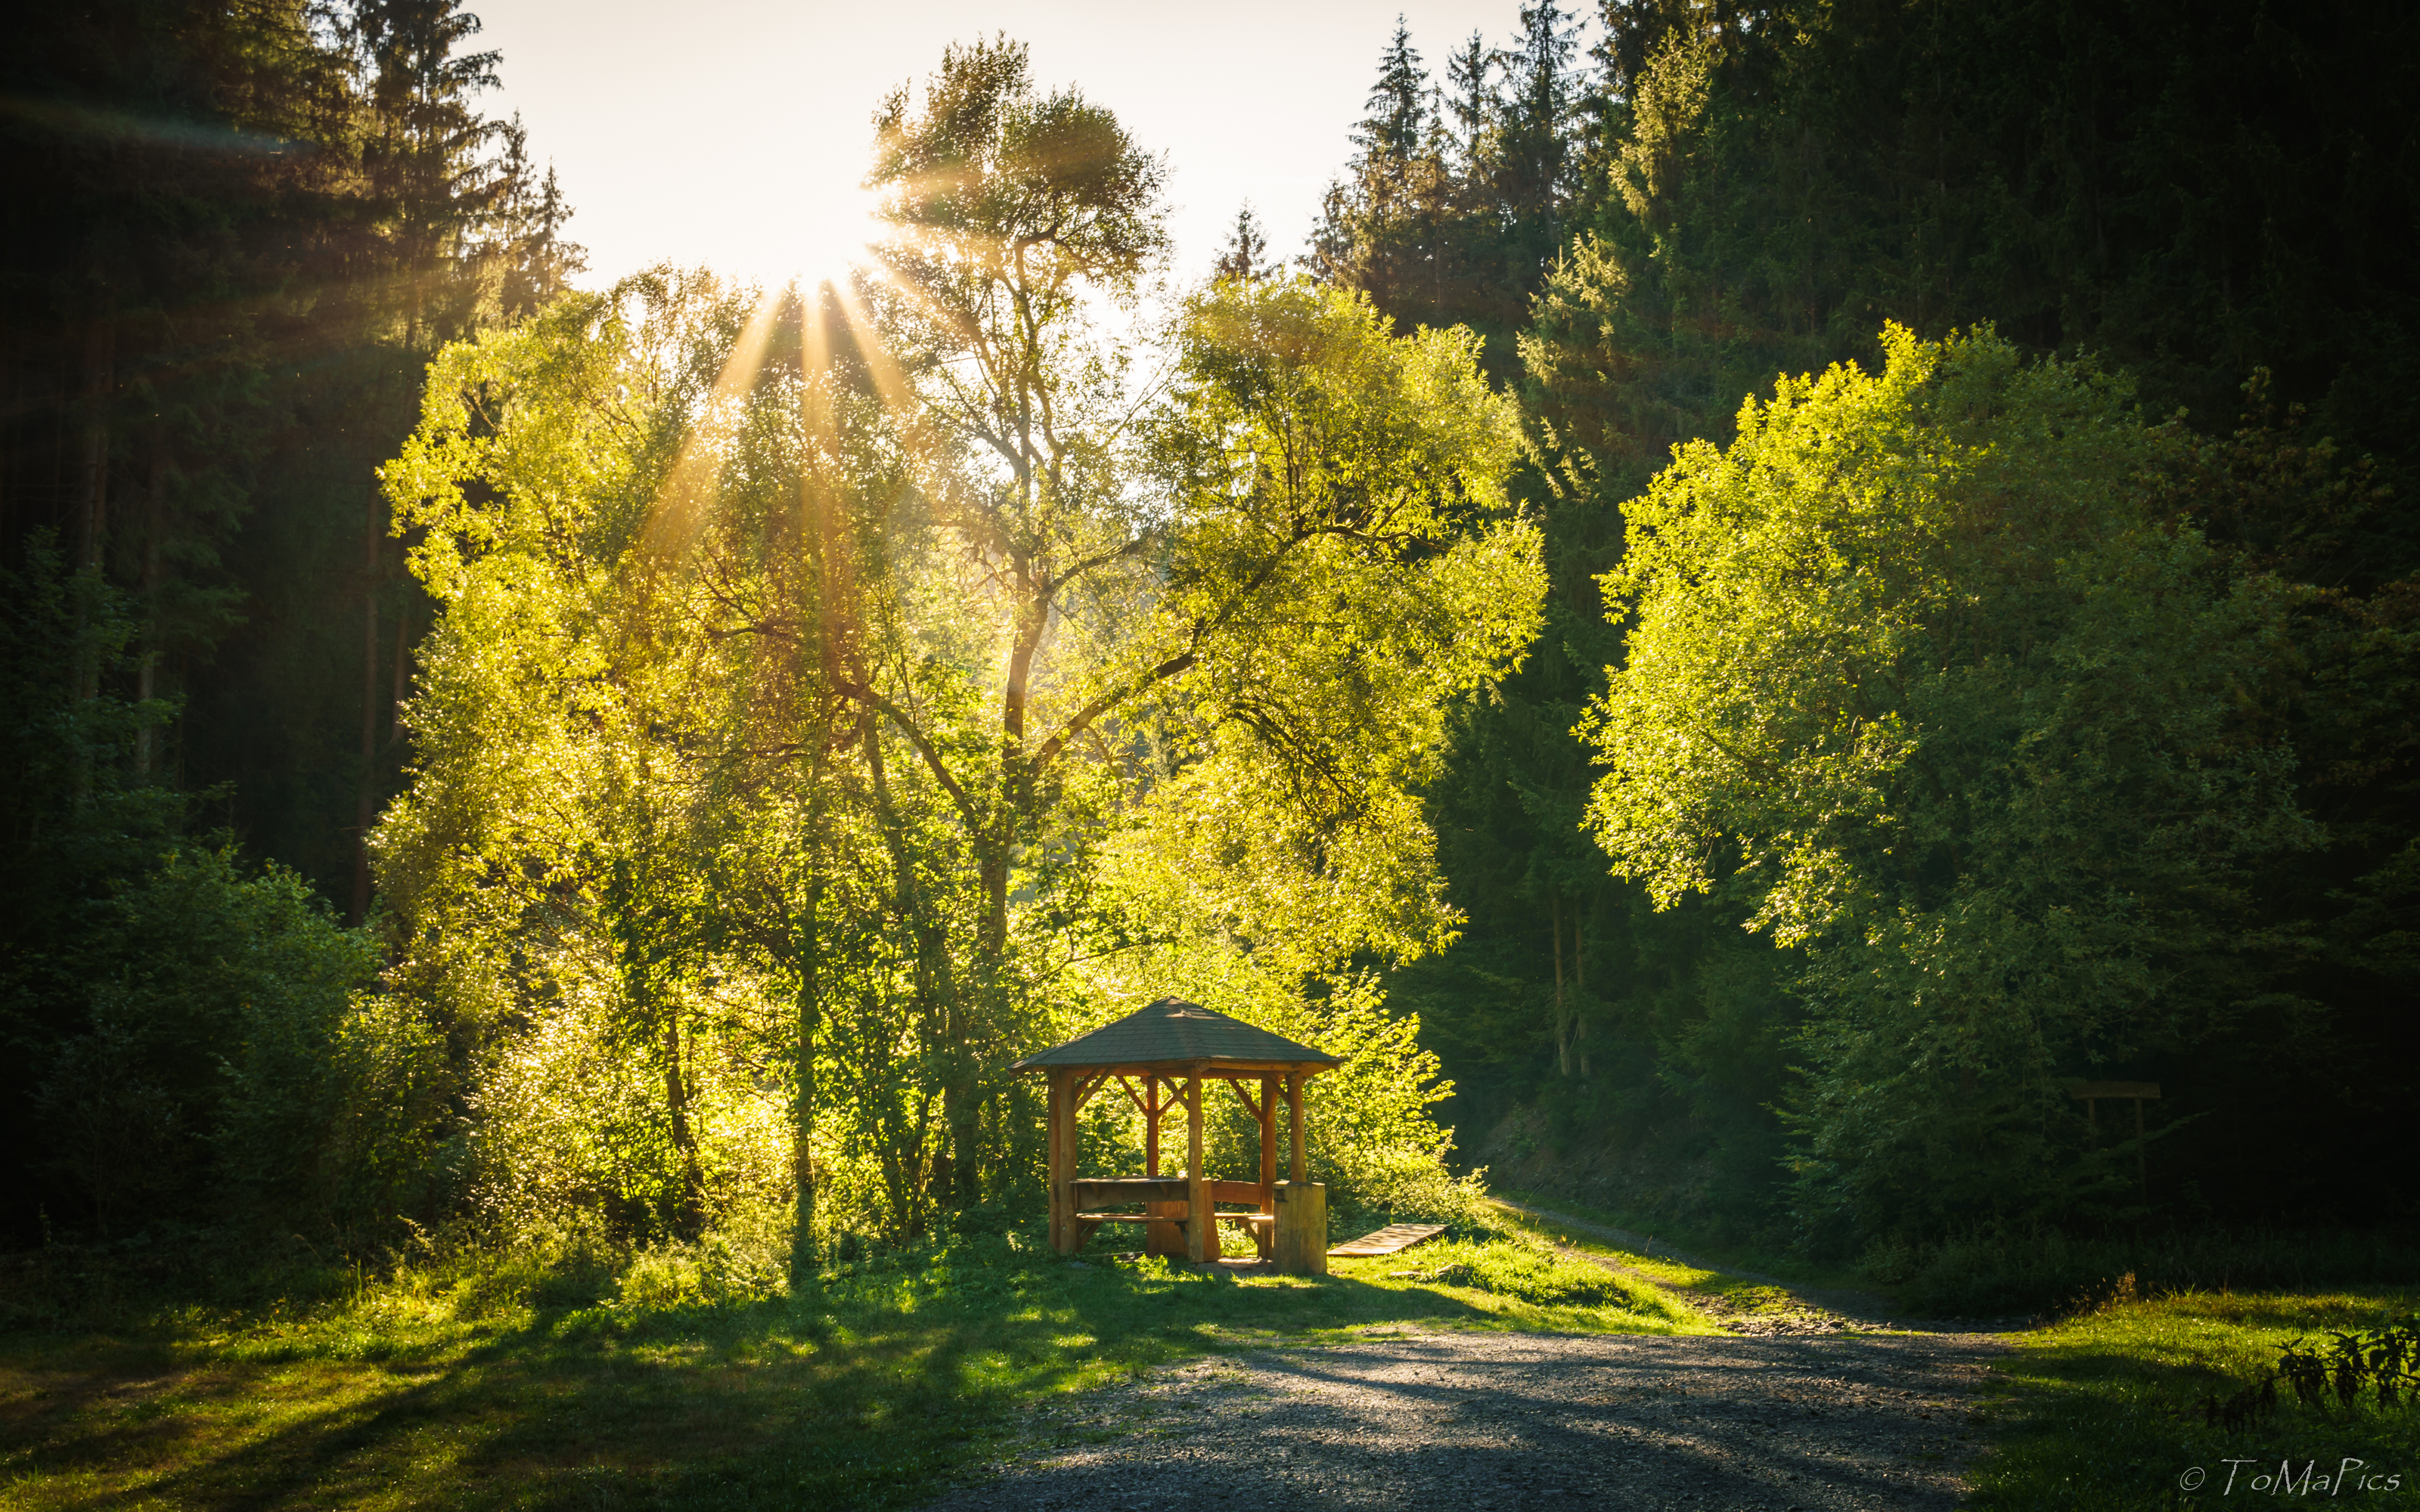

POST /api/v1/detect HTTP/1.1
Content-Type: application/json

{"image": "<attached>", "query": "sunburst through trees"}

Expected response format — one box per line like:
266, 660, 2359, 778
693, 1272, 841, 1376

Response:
372, 38, 1546, 1264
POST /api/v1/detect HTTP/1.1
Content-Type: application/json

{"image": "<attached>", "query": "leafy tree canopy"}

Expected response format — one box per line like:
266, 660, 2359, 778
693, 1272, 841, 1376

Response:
1583, 325, 2310, 1236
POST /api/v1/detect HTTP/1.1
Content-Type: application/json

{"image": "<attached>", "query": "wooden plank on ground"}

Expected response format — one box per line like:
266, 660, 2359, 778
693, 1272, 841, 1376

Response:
1327, 1222, 1446, 1258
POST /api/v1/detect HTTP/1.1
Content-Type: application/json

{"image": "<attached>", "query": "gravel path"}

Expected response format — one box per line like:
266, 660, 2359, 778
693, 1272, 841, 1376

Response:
929, 1325, 2005, 1510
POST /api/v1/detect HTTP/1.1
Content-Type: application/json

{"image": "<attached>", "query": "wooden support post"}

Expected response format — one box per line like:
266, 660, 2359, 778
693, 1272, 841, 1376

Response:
1144, 1197, 1187, 1256
1274, 1181, 1326, 1276
2065, 1080, 2160, 1201
1047, 1069, 1071, 1254
1258, 1074, 1277, 1213
1286, 1070, 1306, 1185
1145, 1075, 1161, 1178
1186, 1074, 1214, 1263
1256, 1074, 1280, 1260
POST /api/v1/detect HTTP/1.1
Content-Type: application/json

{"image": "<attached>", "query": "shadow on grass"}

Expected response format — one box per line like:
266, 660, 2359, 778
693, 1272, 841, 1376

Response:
2, 1241, 1636, 1511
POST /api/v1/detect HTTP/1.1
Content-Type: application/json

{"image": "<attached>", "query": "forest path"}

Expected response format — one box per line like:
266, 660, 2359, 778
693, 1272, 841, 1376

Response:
923, 1325, 2004, 1510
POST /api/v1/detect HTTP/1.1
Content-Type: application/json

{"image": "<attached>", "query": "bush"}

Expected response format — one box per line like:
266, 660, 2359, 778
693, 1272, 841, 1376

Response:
1888, 1228, 2420, 1317
32, 849, 440, 1239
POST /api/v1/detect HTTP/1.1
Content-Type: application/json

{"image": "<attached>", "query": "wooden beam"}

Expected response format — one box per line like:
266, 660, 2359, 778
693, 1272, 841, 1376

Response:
1226, 1079, 1263, 1120
2065, 1080, 2161, 1100
1068, 1068, 1087, 1252
1287, 1070, 1306, 1185
1075, 1177, 1193, 1202
1112, 1074, 1150, 1120
1015, 1060, 1341, 1079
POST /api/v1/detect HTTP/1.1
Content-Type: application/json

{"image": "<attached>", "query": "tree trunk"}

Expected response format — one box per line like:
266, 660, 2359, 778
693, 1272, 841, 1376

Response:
1551, 894, 1569, 1076
939, 841, 1013, 1209
76, 318, 112, 577
664, 1005, 706, 1240
1572, 905, 1587, 1077
352, 491, 378, 925
135, 437, 166, 772
790, 834, 823, 1286
388, 593, 408, 745
864, 714, 966, 1212
73, 316, 113, 715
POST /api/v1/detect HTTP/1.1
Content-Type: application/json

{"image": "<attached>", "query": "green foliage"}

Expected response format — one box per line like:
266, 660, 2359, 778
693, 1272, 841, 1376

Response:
379, 271, 845, 1240
1333, 0, 2420, 1260
1584, 326, 2308, 1238
1308, 3, 1589, 376
2, 0, 585, 1244
32, 848, 405, 1236
374, 203, 1541, 1250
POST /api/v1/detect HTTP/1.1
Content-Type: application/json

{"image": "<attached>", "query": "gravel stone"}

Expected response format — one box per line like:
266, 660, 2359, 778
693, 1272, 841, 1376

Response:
928, 1325, 2005, 1510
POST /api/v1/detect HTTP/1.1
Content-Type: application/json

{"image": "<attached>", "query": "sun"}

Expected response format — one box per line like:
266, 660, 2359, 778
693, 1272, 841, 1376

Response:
768, 174, 884, 290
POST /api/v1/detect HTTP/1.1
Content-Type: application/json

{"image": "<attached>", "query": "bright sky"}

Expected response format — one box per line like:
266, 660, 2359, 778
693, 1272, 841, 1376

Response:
472, 0, 1556, 290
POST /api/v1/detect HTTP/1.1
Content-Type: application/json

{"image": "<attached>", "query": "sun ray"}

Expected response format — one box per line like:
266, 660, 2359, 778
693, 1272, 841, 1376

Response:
641, 282, 786, 562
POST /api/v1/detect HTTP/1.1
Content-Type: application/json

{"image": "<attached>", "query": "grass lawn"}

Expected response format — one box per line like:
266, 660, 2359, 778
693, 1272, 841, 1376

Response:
0, 1227, 1705, 1510
1492, 1190, 1872, 1322
1493, 1188, 1866, 1285
1968, 1287, 2420, 1510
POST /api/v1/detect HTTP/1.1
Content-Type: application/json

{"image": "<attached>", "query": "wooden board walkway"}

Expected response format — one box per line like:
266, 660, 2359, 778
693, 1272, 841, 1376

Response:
1326, 1222, 1446, 1258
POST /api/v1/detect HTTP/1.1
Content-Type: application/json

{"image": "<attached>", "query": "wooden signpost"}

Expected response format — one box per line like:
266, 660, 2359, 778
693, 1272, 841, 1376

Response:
2065, 1080, 2161, 1194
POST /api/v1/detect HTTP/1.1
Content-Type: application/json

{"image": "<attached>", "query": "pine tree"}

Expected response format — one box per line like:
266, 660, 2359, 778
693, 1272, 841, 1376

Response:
1493, 1, 1581, 287
490, 115, 588, 321
1, 0, 573, 1241
1443, 31, 1494, 171
1353, 17, 1428, 205
1213, 203, 1274, 282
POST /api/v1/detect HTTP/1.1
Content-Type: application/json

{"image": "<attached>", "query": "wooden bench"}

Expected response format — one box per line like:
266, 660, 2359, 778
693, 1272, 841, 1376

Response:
1072, 1209, 1276, 1259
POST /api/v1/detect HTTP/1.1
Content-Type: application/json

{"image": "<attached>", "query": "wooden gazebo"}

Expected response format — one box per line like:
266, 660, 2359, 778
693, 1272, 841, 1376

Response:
1012, 999, 1339, 1268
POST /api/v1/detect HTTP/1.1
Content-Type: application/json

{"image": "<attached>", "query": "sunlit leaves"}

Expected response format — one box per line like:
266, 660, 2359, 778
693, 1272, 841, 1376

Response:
1581, 325, 2310, 1232
1115, 280, 1544, 981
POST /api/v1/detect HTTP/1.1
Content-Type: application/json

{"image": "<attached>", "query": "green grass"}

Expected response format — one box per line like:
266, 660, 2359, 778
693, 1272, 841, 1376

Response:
1492, 1187, 1867, 1293
0, 1225, 1699, 1510
1491, 1191, 1876, 1324
1969, 1287, 2420, 1509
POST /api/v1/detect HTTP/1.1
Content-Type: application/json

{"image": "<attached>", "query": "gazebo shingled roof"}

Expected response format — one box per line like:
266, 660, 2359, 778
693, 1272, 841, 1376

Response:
1010, 998, 1340, 1072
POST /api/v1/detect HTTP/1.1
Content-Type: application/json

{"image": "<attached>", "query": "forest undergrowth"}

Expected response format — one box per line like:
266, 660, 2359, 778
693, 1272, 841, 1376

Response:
1969, 1287, 2420, 1510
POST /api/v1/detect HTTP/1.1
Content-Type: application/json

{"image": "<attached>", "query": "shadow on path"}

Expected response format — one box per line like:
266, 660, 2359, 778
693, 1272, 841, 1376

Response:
923, 1327, 2005, 1511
